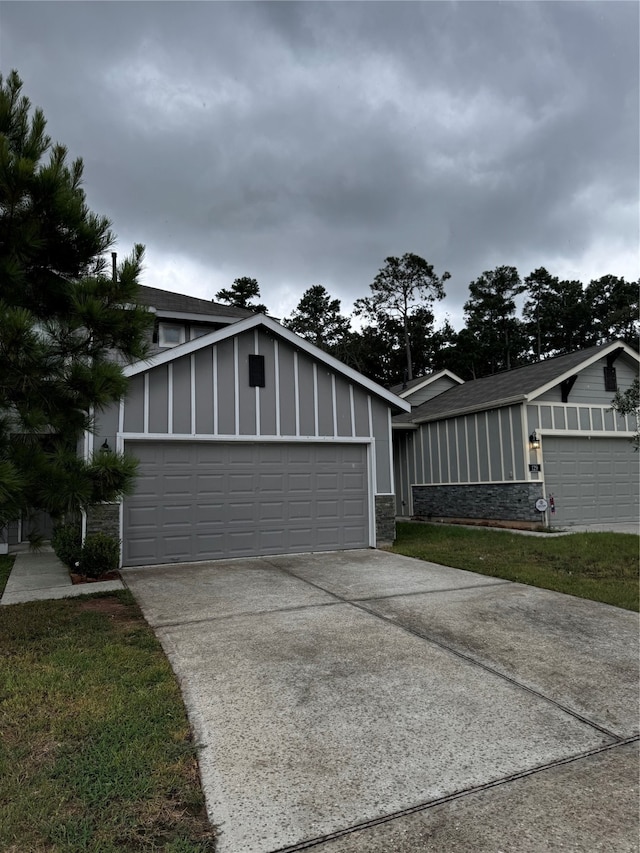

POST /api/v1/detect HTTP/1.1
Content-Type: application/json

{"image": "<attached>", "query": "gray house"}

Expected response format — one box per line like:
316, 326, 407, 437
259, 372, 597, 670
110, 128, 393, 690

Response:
85, 304, 410, 567
393, 341, 639, 528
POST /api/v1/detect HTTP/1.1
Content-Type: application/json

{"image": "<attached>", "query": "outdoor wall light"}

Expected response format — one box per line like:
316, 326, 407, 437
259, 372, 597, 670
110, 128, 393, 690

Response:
529, 431, 540, 450
100, 439, 110, 452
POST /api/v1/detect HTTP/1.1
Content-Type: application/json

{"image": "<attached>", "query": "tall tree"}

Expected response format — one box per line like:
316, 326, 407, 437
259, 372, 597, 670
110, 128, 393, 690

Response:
216, 276, 267, 313
585, 275, 639, 347
462, 266, 527, 377
283, 285, 351, 352
0, 70, 152, 531
354, 253, 449, 381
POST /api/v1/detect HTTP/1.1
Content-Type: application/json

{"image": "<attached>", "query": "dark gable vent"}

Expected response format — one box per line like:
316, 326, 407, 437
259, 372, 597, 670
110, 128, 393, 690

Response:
603, 366, 617, 392
249, 354, 266, 387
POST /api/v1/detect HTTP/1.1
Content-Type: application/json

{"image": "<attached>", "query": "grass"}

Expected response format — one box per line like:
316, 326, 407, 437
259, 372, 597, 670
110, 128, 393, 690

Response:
0, 554, 14, 597
0, 590, 215, 852
392, 522, 640, 611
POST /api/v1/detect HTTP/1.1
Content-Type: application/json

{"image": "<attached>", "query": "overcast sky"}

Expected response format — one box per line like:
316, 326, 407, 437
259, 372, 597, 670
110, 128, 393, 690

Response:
1, 1, 638, 328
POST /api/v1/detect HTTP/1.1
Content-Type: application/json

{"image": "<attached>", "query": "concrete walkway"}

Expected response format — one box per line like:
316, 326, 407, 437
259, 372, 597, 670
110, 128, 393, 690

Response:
0, 547, 124, 605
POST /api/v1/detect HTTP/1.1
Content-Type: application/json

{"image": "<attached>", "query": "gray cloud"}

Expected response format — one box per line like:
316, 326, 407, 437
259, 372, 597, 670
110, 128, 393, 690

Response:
1, 1, 637, 326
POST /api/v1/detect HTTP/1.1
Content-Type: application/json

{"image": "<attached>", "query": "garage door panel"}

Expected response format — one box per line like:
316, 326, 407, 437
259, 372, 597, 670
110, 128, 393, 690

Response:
123, 441, 369, 566
543, 436, 639, 525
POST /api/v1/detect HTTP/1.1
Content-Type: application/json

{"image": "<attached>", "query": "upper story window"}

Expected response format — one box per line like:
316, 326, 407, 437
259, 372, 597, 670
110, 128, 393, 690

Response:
603, 366, 617, 392
158, 322, 186, 348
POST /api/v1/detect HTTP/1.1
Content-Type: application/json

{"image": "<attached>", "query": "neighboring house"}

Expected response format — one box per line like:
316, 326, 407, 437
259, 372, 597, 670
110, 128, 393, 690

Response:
390, 369, 465, 407
393, 341, 639, 528
77, 291, 411, 566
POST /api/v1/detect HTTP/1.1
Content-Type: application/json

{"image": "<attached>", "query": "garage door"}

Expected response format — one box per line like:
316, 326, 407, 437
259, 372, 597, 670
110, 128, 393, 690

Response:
542, 436, 639, 525
122, 441, 369, 566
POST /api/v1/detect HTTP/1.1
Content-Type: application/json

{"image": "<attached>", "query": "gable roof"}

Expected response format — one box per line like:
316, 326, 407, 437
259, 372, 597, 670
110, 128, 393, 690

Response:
389, 369, 464, 398
138, 285, 253, 321
124, 312, 412, 413
394, 340, 639, 425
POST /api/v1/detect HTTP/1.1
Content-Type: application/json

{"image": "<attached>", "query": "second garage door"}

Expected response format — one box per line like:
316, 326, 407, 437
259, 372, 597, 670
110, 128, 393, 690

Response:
542, 436, 639, 525
123, 441, 370, 566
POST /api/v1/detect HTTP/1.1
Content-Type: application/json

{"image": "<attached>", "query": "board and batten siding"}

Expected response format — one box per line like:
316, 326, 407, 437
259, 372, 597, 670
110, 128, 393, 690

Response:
94, 328, 394, 493
394, 405, 526, 516
534, 358, 638, 405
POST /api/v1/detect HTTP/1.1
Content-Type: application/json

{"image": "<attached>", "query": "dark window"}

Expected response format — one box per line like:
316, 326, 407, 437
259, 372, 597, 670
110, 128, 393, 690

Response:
603, 366, 617, 392
249, 354, 265, 387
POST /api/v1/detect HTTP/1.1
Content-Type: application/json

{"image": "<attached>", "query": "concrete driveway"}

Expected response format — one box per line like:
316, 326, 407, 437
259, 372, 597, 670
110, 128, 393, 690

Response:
122, 550, 639, 853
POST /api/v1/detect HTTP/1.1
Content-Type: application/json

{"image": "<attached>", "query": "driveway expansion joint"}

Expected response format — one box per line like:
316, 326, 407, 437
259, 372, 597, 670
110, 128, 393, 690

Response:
268, 736, 640, 853
268, 560, 627, 742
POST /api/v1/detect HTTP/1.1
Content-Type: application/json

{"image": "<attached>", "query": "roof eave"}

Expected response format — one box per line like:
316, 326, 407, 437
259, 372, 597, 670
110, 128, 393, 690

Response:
412, 394, 527, 424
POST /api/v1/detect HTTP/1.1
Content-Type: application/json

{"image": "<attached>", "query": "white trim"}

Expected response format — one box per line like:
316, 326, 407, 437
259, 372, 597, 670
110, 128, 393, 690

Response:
81, 509, 87, 544
190, 354, 196, 435
118, 396, 125, 441
143, 374, 149, 434
155, 309, 248, 324
233, 337, 239, 436
397, 369, 465, 399
534, 429, 636, 439
274, 339, 281, 436
212, 347, 218, 436
294, 351, 300, 437
349, 384, 356, 438
367, 442, 376, 546
388, 408, 395, 497
254, 329, 260, 437
331, 374, 337, 437
367, 395, 373, 438
314, 365, 319, 437
520, 403, 529, 480
411, 479, 533, 487
167, 363, 174, 435
122, 312, 411, 412
474, 413, 480, 481
119, 432, 372, 443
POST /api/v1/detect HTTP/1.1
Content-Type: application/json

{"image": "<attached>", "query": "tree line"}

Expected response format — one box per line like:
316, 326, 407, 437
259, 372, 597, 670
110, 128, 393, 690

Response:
216, 258, 639, 387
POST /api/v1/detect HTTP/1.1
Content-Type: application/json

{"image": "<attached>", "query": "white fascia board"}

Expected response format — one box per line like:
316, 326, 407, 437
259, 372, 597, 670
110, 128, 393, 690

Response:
413, 395, 527, 424
399, 369, 465, 399
527, 340, 640, 402
123, 313, 412, 412
155, 309, 248, 324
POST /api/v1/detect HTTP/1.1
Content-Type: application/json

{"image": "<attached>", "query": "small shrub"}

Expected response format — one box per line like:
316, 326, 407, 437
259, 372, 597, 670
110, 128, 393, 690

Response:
80, 532, 120, 579
52, 521, 82, 569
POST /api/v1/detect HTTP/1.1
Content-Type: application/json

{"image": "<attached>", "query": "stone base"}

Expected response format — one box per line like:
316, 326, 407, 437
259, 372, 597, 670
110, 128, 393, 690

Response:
412, 482, 545, 526
375, 495, 396, 545
84, 502, 121, 540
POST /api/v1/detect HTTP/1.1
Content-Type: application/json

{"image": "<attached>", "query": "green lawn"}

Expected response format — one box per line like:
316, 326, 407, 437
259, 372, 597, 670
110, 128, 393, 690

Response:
0, 591, 215, 852
392, 522, 639, 611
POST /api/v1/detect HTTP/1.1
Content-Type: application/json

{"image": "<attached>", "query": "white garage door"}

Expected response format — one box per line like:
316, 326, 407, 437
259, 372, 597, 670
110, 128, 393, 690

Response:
542, 436, 639, 525
123, 441, 369, 566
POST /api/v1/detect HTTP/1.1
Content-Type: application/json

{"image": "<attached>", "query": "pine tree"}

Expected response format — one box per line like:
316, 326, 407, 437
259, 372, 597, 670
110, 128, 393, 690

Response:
0, 70, 153, 531
354, 253, 449, 381
216, 276, 267, 313
462, 266, 527, 376
284, 285, 351, 352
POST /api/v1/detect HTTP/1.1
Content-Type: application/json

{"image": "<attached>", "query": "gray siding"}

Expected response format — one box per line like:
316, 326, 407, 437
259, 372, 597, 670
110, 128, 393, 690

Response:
535, 357, 639, 404
97, 331, 394, 451
403, 375, 461, 406
394, 404, 527, 515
